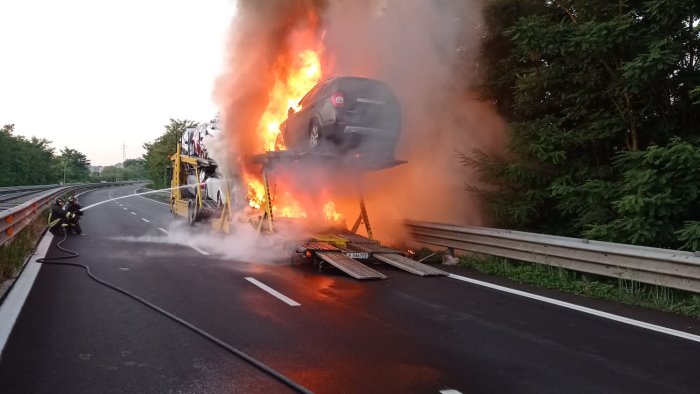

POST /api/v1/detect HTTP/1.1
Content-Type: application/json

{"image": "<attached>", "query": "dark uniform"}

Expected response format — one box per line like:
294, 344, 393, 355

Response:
66, 196, 83, 234
48, 197, 70, 235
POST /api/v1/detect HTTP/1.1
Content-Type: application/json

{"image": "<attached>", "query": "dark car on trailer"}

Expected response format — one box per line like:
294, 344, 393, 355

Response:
280, 76, 401, 160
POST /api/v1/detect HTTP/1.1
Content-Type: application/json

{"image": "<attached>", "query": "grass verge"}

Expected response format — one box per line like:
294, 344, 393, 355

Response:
0, 210, 49, 283
457, 254, 700, 320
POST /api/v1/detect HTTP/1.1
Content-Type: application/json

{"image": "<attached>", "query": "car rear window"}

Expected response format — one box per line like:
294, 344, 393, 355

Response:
336, 78, 396, 102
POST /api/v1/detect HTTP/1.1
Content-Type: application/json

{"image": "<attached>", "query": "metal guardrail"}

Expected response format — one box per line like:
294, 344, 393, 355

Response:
406, 221, 700, 293
0, 182, 138, 247
135, 186, 170, 204
0, 184, 60, 196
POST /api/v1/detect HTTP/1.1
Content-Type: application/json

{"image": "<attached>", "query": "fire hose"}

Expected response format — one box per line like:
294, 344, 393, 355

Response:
36, 230, 313, 394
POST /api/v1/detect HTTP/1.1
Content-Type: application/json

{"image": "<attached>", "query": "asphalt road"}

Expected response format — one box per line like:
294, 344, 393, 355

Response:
0, 185, 699, 393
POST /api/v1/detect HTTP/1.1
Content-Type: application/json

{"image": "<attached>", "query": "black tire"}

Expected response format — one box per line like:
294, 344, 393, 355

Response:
308, 120, 322, 152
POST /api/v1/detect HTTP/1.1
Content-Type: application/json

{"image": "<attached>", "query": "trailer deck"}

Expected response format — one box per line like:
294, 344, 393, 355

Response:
171, 144, 447, 281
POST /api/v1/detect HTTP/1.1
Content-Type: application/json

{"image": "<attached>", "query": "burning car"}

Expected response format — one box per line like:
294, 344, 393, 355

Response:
279, 76, 401, 160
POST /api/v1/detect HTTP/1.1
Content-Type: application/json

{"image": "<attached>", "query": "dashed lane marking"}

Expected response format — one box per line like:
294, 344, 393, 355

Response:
245, 277, 301, 307
141, 218, 150, 223
158, 228, 168, 234
188, 244, 210, 256
130, 212, 137, 215
440, 390, 463, 394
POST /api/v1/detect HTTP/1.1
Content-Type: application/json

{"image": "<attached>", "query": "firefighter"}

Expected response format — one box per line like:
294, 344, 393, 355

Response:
48, 197, 71, 235
66, 195, 83, 234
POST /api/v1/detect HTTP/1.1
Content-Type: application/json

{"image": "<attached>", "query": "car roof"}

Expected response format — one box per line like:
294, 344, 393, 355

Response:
319, 76, 387, 85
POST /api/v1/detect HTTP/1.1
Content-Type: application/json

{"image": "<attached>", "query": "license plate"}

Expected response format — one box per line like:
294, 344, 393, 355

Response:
345, 252, 369, 259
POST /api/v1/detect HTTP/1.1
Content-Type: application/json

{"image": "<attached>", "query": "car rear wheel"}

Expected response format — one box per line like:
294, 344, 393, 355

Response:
309, 120, 321, 151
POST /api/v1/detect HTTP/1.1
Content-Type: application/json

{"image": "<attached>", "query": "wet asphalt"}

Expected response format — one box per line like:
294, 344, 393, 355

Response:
0, 185, 699, 393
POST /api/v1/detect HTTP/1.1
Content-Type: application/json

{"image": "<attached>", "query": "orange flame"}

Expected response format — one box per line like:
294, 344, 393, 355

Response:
245, 41, 326, 217
245, 173, 265, 209
258, 49, 323, 152
323, 201, 343, 223
274, 192, 308, 219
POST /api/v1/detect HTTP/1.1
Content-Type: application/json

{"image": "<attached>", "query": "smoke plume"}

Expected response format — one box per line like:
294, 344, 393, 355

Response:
214, 0, 506, 243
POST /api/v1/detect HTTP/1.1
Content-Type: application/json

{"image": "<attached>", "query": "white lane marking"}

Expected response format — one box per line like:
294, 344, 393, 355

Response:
157, 227, 208, 255
141, 218, 150, 223
122, 207, 128, 210
136, 193, 169, 206
134, 187, 169, 206
245, 277, 301, 307
0, 232, 53, 356
188, 244, 210, 256
130, 212, 137, 215
448, 273, 700, 343
440, 390, 463, 394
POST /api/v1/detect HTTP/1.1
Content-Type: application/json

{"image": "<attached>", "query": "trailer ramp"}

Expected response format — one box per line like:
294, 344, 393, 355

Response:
374, 254, 448, 277
316, 252, 387, 280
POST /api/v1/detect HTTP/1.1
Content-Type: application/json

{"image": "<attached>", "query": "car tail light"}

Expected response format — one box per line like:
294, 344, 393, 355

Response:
330, 92, 344, 107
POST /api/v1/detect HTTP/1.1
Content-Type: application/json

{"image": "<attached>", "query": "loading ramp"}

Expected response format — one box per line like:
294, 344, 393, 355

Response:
297, 241, 386, 280
373, 254, 448, 277
315, 252, 387, 280
247, 149, 447, 281
336, 232, 448, 277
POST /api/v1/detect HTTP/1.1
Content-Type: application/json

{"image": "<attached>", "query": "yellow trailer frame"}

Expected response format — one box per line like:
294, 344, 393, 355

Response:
170, 143, 234, 230
170, 147, 380, 238
248, 160, 374, 239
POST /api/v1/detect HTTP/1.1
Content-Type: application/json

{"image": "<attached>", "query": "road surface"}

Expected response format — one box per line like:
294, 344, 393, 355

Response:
0, 185, 699, 393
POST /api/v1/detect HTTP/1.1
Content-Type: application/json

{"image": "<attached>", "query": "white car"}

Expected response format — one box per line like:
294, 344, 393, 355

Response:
204, 176, 229, 207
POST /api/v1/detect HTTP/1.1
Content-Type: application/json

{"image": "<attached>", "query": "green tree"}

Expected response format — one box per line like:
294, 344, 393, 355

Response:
469, 0, 700, 249
0, 124, 60, 186
91, 159, 148, 182
143, 119, 195, 189
57, 147, 91, 183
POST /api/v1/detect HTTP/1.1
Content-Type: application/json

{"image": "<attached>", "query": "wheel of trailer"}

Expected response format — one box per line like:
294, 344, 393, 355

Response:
309, 120, 321, 151
187, 199, 198, 226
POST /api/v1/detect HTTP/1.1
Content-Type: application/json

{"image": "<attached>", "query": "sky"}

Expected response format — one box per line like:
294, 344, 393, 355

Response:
0, 0, 236, 166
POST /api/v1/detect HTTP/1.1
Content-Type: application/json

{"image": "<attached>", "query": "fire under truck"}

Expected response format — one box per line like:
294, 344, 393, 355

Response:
169, 144, 447, 280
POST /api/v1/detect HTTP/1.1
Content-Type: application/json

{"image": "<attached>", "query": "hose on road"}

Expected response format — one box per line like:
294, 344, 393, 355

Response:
37, 231, 313, 394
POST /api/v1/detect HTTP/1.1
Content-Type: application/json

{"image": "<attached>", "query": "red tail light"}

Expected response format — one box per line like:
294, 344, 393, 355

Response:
330, 92, 344, 107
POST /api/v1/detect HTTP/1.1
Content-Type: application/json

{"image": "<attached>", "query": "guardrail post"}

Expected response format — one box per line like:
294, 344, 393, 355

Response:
442, 247, 458, 265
